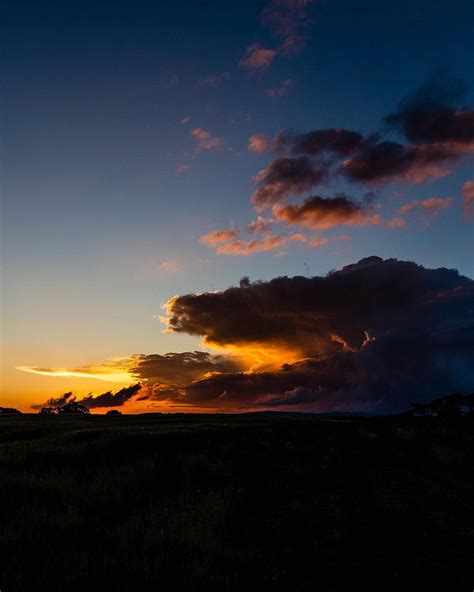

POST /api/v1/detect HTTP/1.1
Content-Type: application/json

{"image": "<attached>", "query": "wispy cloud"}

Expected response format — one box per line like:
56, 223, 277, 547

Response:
200, 229, 239, 246
266, 78, 295, 97
239, 43, 277, 70
190, 127, 225, 155
197, 72, 230, 88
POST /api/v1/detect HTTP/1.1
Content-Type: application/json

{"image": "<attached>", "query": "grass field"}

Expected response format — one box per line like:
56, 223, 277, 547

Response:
1, 413, 473, 590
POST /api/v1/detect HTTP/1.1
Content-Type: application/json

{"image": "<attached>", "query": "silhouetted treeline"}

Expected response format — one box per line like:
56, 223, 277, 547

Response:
410, 392, 474, 417
0, 407, 21, 415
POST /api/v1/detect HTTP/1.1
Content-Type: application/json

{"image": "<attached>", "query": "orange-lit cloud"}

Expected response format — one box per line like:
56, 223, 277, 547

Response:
248, 134, 270, 153
190, 127, 225, 155
158, 260, 179, 273
248, 216, 273, 233
239, 43, 277, 69
17, 358, 136, 384
215, 233, 326, 256
273, 195, 382, 229
398, 196, 453, 215
387, 216, 406, 229
200, 229, 239, 246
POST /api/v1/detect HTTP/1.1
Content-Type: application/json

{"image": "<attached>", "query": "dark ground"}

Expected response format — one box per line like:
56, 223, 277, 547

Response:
0, 413, 473, 591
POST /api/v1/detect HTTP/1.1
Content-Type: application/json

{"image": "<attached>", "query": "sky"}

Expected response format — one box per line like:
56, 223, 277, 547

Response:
2, 0, 474, 413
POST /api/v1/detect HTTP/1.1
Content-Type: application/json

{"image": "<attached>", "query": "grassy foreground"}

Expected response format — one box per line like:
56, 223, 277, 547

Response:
0, 413, 473, 591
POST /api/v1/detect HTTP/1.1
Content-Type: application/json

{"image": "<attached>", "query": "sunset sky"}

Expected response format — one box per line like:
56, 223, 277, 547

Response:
2, 0, 474, 413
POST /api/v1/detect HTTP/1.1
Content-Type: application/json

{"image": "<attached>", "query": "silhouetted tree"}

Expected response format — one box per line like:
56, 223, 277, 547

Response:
106, 409, 122, 416
39, 402, 90, 415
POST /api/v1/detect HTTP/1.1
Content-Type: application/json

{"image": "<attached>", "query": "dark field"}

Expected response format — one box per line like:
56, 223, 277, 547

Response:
1, 413, 473, 591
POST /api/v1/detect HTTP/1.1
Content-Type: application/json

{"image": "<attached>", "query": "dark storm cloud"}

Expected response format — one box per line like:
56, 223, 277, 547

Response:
33, 384, 142, 410
385, 78, 474, 145
166, 256, 473, 354
160, 257, 474, 412
252, 156, 328, 207
178, 326, 474, 413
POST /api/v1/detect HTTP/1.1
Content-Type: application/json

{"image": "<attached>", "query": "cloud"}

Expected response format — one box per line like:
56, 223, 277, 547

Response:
28, 258, 474, 414
252, 156, 327, 208
248, 216, 273, 233
273, 195, 382, 229
158, 260, 179, 273
176, 163, 189, 175
17, 359, 134, 383
180, 116, 191, 125
387, 217, 406, 229
239, 43, 277, 69
248, 134, 271, 153
462, 180, 474, 217
277, 128, 364, 155
385, 78, 474, 146
215, 233, 310, 256
32, 384, 142, 410
159, 257, 474, 412
262, 0, 316, 55
190, 128, 225, 155
200, 229, 239, 246
197, 72, 230, 88
266, 78, 295, 97
398, 197, 453, 215
130, 351, 241, 399
340, 140, 457, 185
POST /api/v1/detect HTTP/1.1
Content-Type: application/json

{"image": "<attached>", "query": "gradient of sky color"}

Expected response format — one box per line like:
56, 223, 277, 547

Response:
2, 0, 474, 411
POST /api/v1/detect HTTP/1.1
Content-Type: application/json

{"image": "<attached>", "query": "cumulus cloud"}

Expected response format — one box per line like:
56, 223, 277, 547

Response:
273, 195, 382, 229
190, 128, 225, 155
248, 133, 271, 153
266, 78, 295, 97
29, 258, 474, 414
462, 180, 474, 217
239, 43, 277, 69
160, 257, 474, 412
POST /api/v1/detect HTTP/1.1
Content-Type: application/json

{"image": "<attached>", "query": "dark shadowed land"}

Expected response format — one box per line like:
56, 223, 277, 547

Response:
1, 413, 473, 591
